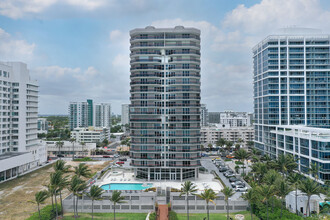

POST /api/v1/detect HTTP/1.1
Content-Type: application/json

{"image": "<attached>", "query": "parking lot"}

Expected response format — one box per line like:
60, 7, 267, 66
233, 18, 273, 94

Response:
201, 158, 248, 200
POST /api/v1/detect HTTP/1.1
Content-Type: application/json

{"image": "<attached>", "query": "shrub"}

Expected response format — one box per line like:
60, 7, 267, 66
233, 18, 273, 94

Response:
254, 203, 303, 220
235, 161, 244, 165
169, 211, 179, 220
27, 205, 61, 220
170, 188, 182, 192
73, 157, 94, 161
149, 212, 157, 220
144, 187, 156, 192
224, 158, 232, 162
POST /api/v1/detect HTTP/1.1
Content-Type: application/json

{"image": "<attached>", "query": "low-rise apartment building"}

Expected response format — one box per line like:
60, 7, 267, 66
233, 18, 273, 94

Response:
70, 127, 110, 143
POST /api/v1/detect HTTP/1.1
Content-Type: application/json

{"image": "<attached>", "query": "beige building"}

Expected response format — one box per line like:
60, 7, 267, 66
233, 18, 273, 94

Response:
70, 126, 110, 143
45, 141, 96, 157
200, 126, 254, 147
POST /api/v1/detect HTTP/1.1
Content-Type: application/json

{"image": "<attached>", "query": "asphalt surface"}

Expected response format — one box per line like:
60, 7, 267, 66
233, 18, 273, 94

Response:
201, 158, 244, 200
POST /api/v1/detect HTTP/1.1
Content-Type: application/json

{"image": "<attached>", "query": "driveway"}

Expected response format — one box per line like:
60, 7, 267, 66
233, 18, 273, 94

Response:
201, 158, 244, 200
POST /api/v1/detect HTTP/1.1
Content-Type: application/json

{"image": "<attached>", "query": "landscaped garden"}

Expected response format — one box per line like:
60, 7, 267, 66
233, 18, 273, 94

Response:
62, 212, 148, 220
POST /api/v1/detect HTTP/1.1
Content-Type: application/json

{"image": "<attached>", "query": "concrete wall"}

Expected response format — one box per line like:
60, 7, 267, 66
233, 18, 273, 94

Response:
63, 191, 248, 214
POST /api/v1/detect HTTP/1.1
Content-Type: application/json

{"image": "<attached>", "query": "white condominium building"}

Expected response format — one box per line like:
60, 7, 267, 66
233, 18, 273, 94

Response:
0, 62, 47, 183
121, 104, 129, 125
94, 103, 111, 128
69, 100, 111, 130
70, 126, 110, 143
200, 126, 254, 147
208, 110, 252, 128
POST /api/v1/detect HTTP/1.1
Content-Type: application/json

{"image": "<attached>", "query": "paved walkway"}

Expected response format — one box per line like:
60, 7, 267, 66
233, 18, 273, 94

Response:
157, 205, 168, 220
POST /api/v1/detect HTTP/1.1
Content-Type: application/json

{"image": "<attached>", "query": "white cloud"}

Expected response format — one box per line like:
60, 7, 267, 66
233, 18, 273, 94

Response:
65, 0, 107, 10
109, 30, 129, 49
0, 28, 36, 62
222, 0, 328, 34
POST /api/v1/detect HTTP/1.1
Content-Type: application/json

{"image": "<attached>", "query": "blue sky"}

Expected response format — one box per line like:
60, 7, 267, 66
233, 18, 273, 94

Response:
0, 0, 330, 114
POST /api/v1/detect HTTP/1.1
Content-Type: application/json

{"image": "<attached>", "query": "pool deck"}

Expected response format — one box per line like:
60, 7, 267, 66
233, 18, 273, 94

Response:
96, 171, 223, 192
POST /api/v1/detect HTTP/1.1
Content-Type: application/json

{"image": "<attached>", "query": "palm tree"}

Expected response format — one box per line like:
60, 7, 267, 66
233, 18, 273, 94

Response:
46, 183, 56, 212
198, 189, 217, 220
216, 138, 226, 148
109, 190, 125, 220
234, 149, 250, 174
55, 141, 64, 157
58, 174, 69, 217
309, 162, 320, 181
85, 185, 103, 220
250, 162, 268, 183
221, 186, 234, 220
180, 181, 198, 220
241, 188, 256, 220
256, 184, 275, 220
34, 190, 49, 220
276, 179, 292, 218
53, 160, 71, 173
299, 178, 321, 216
80, 142, 86, 156
70, 138, 76, 160
74, 163, 91, 178
288, 173, 301, 215
274, 154, 297, 176
263, 169, 281, 185
50, 171, 63, 219
68, 175, 87, 219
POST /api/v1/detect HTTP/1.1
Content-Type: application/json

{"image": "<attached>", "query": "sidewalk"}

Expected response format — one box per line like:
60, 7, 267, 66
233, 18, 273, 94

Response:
157, 205, 168, 220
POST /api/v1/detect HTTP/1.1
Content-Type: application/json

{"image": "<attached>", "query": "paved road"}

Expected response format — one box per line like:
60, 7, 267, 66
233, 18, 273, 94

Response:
201, 158, 244, 200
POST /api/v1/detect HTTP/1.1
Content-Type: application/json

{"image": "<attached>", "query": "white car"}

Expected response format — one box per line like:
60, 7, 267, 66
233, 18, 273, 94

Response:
235, 186, 247, 192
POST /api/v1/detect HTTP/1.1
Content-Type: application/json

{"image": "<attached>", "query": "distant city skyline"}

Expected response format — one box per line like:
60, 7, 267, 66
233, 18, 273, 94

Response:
1, 0, 330, 114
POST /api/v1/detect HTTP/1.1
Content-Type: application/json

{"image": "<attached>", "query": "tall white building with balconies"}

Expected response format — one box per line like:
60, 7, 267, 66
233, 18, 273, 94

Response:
0, 62, 46, 183
94, 103, 111, 128
121, 104, 130, 125
253, 28, 330, 182
129, 26, 201, 181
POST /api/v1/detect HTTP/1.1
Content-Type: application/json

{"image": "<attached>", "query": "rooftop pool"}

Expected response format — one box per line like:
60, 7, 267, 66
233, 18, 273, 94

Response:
101, 183, 153, 191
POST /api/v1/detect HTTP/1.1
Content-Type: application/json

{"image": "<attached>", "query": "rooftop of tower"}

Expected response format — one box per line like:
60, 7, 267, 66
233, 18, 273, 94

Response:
130, 26, 200, 35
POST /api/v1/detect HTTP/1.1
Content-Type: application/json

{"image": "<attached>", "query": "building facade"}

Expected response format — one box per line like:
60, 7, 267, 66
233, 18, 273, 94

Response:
200, 126, 254, 147
69, 100, 111, 130
208, 111, 252, 127
129, 26, 201, 181
45, 140, 96, 157
70, 127, 110, 143
37, 118, 49, 134
121, 104, 130, 125
200, 104, 208, 127
94, 103, 111, 128
253, 28, 330, 181
0, 62, 47, 183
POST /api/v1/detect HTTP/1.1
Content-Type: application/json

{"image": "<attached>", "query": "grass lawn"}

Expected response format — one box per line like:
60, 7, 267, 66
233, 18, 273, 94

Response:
63, 212, 148, 220
176, 211, 258, 220
0, 160, 110, 220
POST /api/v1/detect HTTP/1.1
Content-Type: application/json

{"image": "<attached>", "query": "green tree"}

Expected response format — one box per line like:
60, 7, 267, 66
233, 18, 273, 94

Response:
70, 138, 76, 160
74, 163, 91, 178
299, 178, 321, 216
221, 186, 234, 220
287, 173, 301, 215
250, 162, 268, 183
49, 171, 63, 218
180, 181, 198, 220
68, 175, 87, 219
55, 141, 64, 157
216, 138, 226, 148
198, 189, 217, 220
34, 190, 49, 220
85, 185, 104, 220
53, 160, 71, 173
256, 184, 275, 220
275, 178, 292, 218
247, 141, 254, 149
234, 149, 250, 174
274, 154, 297, 176
241, 188, 256, 220
109, 190, 125, 220
309, 162, 320, 181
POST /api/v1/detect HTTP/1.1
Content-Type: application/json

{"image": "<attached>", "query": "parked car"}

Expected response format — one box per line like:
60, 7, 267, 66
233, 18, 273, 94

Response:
57, 154, 64, 158
119, 158, 127, 161
231, 181, 244, 187
225, 173, 235, 178
229, 177, 240, 182
219, 167, 228, 172
103, 155, 110, 158
224, 171, 234, 177
116, 161, 124, 165
235, 186, 248, 192
226, 155, 235, 159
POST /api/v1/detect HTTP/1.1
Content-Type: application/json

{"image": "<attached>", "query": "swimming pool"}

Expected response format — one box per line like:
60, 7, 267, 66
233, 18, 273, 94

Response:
101, 183, 153, 191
